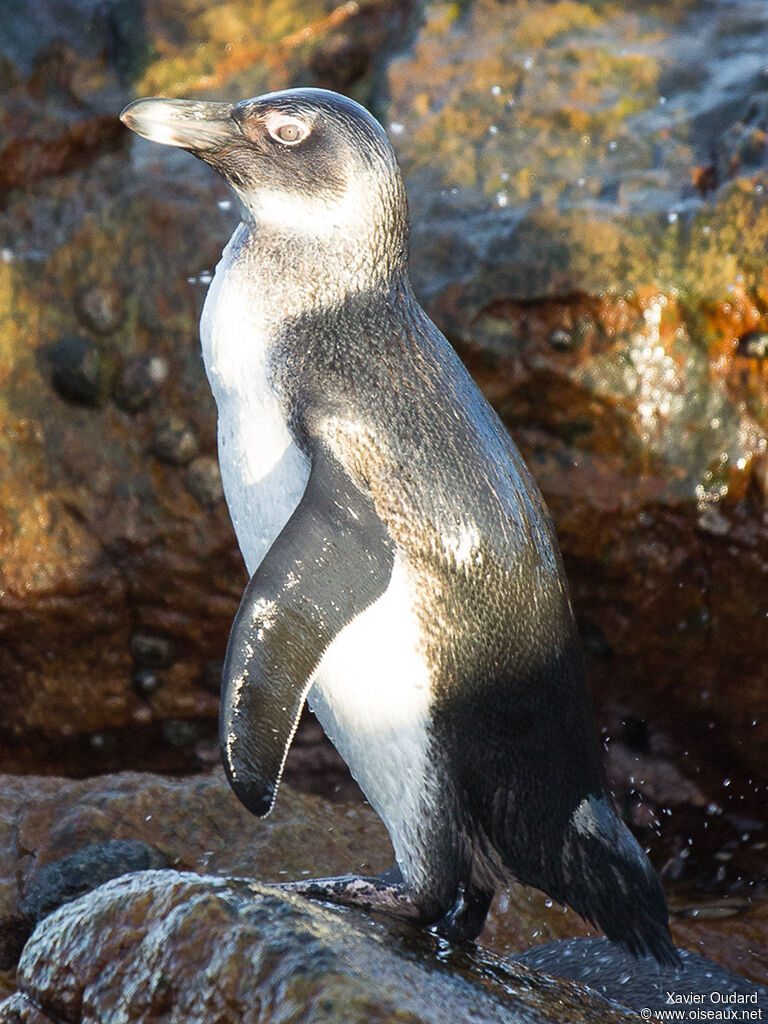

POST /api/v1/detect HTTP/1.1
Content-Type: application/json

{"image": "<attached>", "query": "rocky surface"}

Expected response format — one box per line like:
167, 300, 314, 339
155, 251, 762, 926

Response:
0, 871, 640, 1024
0, 770, 765, 1010
0, 771, 393, 1001
515, 936, 767, 1013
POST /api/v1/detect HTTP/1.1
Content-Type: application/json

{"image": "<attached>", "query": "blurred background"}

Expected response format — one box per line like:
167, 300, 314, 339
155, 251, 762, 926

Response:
0, 0, 767, 983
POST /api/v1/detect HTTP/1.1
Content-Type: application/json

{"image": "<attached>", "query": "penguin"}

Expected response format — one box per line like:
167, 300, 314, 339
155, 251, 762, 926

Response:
120, 88, 678, 963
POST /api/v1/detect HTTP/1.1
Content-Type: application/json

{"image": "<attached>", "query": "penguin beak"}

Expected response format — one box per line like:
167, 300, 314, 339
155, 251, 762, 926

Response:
120, 97, 238, 152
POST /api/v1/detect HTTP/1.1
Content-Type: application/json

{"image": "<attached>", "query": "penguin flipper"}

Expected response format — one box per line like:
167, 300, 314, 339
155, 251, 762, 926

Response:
220, 445, 395, 817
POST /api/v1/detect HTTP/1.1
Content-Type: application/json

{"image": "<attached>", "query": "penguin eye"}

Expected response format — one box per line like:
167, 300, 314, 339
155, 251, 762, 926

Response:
267, 118, 309, 146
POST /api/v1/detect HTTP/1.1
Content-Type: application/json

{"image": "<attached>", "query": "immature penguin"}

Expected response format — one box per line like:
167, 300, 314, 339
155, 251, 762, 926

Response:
120, 88, 677, 962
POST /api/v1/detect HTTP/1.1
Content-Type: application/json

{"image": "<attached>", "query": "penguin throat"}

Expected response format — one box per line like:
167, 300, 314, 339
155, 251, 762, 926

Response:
229, 174, 408, 287
238, 215, 408, 317
241, 186, 368, 237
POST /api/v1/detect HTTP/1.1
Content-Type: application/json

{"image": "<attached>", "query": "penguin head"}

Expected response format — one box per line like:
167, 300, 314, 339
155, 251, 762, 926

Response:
120, 88, 408, 258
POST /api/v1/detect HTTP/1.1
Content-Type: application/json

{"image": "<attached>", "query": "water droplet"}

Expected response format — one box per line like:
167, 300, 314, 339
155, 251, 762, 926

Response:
488, 125, 499, 136
491, 85, 501, 96
667, 210, 679, 224
389, 122, 404, 135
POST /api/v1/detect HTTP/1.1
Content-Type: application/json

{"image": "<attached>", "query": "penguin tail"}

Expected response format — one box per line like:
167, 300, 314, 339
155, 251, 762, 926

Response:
556, 795, 680, 967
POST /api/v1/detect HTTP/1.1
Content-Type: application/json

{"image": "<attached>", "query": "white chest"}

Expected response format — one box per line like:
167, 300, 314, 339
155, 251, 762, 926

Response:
200, 230, 310, 575
308, 555, 437, 890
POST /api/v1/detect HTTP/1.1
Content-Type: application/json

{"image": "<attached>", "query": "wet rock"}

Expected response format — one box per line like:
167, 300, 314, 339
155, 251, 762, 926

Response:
0, 771, 394, 901
0, 2, 109, 78
150, 416, 199, 466
0, 0, 766, 969
548, 328, 575, 352
514, 937, 767, 1013
1, 871, 639, 1024
19, 839, 166, 923
1, 769, 765, 993
47, 334, 114, 406
0, 770, 394, 995
199, 658, 223, 695
0, 917, 31, 975
159, 718, 200, 748
113, 353, 169, 412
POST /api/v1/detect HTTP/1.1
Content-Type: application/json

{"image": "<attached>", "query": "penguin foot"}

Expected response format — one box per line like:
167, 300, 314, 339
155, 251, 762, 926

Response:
434, 884, 493, 943
272, 872, 424, 923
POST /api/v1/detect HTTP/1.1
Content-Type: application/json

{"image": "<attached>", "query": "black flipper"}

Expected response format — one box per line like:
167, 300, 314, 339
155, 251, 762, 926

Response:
220, 444, 395, 817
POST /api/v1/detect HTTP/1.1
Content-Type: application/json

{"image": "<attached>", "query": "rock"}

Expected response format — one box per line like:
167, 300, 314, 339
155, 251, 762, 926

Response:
0, 769, 395, 999
0, 992, 49, 1023
74, 283, 125, 335
113, 354, 169, 412
0, 113, 126, 198
0, 768, 764, 1006
132, 668, 162, 697
150, 416, 199, 466
736, 329, 768, 359
19, 838, 166, 926
129, 632, 176, 671
47, 334, 114, 407
514, 937, 767, 1013
184, 454, 224, 508
0, 871, 639, 1024
18, 839, 165, 922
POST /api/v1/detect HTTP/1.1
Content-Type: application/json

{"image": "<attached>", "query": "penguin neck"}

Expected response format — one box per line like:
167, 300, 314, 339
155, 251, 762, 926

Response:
236, 216, 409, 326
200, 218, 416, 401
